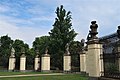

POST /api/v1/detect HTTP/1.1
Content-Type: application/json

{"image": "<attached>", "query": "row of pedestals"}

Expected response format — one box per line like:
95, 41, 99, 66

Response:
8, 53, 71, 72
8, 53, 51, 71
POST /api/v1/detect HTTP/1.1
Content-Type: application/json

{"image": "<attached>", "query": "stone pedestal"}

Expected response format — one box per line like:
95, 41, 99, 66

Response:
63, 54, 71, 72
80, 51, 86, 73
86, 51, 89, 74
20, 54, 26, 71
41, 54, 50, 72
8, 56, 16, 71
34, 55, 40, 71
87, 41, 103, 79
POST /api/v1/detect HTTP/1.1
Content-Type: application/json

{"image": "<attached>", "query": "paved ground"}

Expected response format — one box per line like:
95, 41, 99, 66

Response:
0, 73, 64, 78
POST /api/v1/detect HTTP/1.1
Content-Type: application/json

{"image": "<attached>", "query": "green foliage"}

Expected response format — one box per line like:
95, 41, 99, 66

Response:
49, 5, 77, 52
0, 35, 13, 67
106, 63, 118, 73
0, 35, 13, 57
13, 39, 28, 57
33, 36, 50, 55
69, 41, 82, 71
70, 41, 82, 55
49, 5, 77, 69
12, 39, 34, 70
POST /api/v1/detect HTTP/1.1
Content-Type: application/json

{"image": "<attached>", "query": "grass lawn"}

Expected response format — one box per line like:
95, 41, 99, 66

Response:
0, 72, 48, 76
0, 74, 88, 80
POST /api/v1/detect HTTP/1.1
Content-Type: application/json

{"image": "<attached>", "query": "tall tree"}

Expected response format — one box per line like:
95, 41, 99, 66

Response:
0, 35, 13, 68
49, 5, 77, 69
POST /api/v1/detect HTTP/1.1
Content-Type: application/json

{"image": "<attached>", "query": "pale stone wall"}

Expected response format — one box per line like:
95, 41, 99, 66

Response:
87, 43, 103, 77
86, 51, 89, 74
8, 57, 15, 70
63, 55, 71, 71
41, 55, 50, 71
80, 52, 86, 72
34, 57, 40, 70
20, 56, 26, 71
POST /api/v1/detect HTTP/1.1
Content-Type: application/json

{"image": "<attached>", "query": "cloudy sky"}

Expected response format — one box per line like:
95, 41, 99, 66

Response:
0, 0, 120, 47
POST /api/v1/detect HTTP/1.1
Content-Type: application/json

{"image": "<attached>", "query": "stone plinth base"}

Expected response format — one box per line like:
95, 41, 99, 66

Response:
41, 54, 50, 71
8, 56, 15, 70
87, 41, 103, 78
20, 54, 26, 71
34, 55, 40, 71
80, 52, 86, 72
63, 54, 71, 71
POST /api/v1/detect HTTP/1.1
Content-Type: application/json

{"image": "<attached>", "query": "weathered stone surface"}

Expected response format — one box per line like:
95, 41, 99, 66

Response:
80, 52, 86, 72
41, 54, 50, 71
34, 55, 40, 71
63, 55, 71, 71
20, 54, 26, 71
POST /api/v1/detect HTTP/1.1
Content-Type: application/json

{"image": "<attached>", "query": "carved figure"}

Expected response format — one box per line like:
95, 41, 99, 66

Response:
11, 47, 15, 56
65, 43, 70, 54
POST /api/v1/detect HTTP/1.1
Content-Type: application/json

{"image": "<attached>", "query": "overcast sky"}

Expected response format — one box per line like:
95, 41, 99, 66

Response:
0, 0, 120, 47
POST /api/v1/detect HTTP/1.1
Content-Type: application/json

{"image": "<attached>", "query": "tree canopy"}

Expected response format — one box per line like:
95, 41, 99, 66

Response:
49, 5, 77, 52
49, 5, 77, 69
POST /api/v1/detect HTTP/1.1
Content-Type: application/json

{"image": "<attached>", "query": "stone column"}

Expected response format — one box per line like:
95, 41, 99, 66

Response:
8, 48, 16, 71
64, 54, 71, 72
80, 51, 86, 73
8, 56, 16, 71
87, 41, 103, 80
87, 21, 103, 80
41, 54, 50, 72
20, 54, 26, 71
86, 51, 89, 74
34, 55, 40, 71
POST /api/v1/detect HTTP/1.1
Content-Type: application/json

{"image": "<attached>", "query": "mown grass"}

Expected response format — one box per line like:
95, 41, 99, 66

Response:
0, 74, 88, 80
0, 71, 48, 76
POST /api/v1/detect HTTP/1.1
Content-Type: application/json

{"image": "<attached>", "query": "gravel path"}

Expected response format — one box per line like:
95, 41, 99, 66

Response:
0, 73, 64, 78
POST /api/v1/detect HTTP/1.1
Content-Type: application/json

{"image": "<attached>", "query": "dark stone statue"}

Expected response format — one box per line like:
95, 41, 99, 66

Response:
81, 39, 85, 51
87, 21, 98, 40
117, 26, 120, 38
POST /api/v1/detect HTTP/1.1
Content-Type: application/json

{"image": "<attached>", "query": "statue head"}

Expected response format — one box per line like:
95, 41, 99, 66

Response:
81, 39, 85, 46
